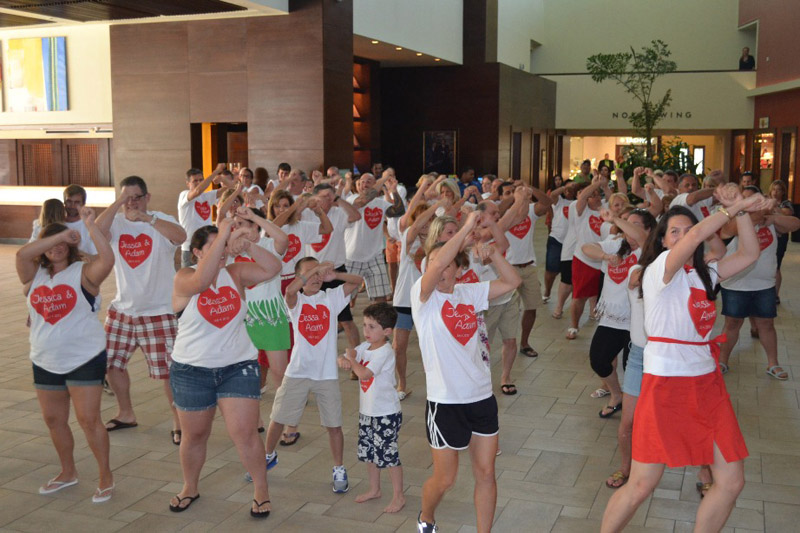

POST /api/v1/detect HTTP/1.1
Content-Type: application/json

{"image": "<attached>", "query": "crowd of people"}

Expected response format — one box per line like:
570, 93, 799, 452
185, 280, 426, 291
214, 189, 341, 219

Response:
16, 158, 798, 531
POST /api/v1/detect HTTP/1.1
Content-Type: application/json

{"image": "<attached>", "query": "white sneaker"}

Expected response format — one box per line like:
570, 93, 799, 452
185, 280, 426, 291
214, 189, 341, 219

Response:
332, 465, 349, 493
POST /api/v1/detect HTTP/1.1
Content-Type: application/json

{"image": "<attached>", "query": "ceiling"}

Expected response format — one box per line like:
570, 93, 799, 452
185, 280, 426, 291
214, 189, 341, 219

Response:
353, 34, 454, 68
0, 0, 286, 28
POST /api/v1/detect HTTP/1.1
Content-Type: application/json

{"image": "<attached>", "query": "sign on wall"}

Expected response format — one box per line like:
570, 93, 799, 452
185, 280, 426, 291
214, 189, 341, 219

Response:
7, 37, 68, 112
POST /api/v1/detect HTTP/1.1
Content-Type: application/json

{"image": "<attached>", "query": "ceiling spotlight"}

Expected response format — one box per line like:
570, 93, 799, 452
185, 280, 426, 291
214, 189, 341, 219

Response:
416, 52, 423, 56
395, 47, 403, 51
371, 40, 379, 44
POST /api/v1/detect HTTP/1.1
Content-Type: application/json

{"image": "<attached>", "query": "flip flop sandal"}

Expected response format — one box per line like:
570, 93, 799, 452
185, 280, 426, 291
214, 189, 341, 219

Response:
250, 499, 271, 518
279, 432, 301, 446
92, 484, 115, 503
718, 362, 729, 375
696, 481, 713, 498
591, 388, 610, 399
606, 470, 629, 489
171, 430, 182, 446
105, 418, 138, 431
500, 384, 518, 395
599, 402, 622, 418
397, 390, 412, 401
519, 346, 538, 358
169, 494, 200, 512
766, 366, 788, 380
566, 328, 578, 340
39, 478, 78, 495
552, 310, 563, 319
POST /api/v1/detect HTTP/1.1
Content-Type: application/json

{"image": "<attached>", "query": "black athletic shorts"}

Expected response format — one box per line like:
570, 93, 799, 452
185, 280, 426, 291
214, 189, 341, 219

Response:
425, 395, 499, 450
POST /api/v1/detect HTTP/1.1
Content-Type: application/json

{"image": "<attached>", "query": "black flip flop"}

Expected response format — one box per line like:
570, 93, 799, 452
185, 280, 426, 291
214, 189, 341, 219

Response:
105, 418, 138, 431
279, 432, 301, 446
171, 430, 182, 445
169, 494, 200, 512
500, 384, 518, 395
599, 402, 622, 418
250, 499, 271, 518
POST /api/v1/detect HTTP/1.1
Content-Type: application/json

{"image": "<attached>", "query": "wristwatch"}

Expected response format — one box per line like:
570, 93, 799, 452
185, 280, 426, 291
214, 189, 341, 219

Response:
149, 214, 158, 226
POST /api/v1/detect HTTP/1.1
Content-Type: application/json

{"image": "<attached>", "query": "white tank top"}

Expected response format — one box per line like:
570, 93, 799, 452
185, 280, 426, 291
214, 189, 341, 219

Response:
171, 267, 256, 367
28, 262, 105, 373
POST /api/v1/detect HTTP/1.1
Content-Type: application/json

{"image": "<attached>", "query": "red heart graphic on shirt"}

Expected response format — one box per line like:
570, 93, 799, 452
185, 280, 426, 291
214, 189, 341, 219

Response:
687, 287, 716, 337
118, 234, 152, 269
357, 360, 374, 392
282, 234, 302, 263
197, 286, 241, 328
195, 201, 211, 220
607, 254, 638, 284
589, 215, 603, 236
364, 207, 383, 229
311, 232, 331, 253
441, 301, 477, 345
30, 285, 77, 325
757, 226, 773, 251
700, 206, 710, 218
509, 216, 531, 239
298, 303, 330, 345
457, 269, 480, 284
563, 205, 570, 219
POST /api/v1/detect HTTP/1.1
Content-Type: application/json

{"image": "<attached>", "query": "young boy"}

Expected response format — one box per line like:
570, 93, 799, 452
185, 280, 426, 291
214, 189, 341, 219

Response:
338, 303, 405, 513
263, 257, 363, 493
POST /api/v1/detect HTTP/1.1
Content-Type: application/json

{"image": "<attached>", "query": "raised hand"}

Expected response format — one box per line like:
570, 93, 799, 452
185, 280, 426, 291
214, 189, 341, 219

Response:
337, 355, 352, 370
317, 261, 337, 282
217, 214, 235, 234
63, 229, 81, 246
79, 206, 96, 225
606, 254, 622, 267
599, 207, 614, 222
715, 183, 743, 208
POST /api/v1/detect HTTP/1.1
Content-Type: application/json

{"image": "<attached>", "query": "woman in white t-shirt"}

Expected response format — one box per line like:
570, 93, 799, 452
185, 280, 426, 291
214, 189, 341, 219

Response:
16, 208, 115, 502
582, 209, 655, 420
411, 211, 521, 533
169, 219, 282, 518
602, 186, 771, 532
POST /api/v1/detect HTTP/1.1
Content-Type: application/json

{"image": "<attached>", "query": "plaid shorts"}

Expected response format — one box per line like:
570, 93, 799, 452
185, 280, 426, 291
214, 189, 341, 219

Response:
346, 255, 391, 299
104, 308, 178, 379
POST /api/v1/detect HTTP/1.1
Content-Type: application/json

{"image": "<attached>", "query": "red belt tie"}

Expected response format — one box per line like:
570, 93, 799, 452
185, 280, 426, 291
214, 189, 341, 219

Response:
647, 334, 727, 374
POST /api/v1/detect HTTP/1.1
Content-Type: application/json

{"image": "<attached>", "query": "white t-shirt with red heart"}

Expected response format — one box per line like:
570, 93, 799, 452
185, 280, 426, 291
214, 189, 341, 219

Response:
596, 238, 641, 330
302, 206, 349, 268
643, 251, 720, 377
178, 190, 217, 252
410, 279, 492, 404
393, 229, 422, 308
280, 221, 322, 276
171, 266, 256, 367
505, 204, 540, 266
721, 224, 777, 291
550, 197, 572, 243
286, 285, 350, 380
354, 341, 400, 417
571, 204, 606, 268
344, 196, 392, 263
109, 212, 179, 317
28, 262, 106, 374
671, 193, 715, 221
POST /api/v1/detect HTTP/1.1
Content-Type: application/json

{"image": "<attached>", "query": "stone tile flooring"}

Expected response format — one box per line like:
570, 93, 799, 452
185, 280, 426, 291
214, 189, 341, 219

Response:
1, 224, 799, 532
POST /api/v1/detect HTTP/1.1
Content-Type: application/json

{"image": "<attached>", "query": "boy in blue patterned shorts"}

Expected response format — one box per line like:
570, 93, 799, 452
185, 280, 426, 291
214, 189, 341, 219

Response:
338, 303, 404, 513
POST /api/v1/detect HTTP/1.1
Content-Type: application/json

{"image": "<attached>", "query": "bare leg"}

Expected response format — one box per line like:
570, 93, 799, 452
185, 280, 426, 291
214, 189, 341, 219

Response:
265, 350, 288, 389
500, 338, 517, 386
218, 398, 270, 513
609, 393, 638, 486
171, 408, 215, 508
469, 434, 499, 533
327, 426, 344, 465
69, 385, 113, 490
719, 316, 744, 367
601, 460, 664, 532
264, 420, 285, 455
776, 269, 782, 299
393, 328, 410, 393
543, 270, 558, 299
105, 367, 136, 426
388, 261, 399, 294
554, 281, 572, 317
695, 444, 744, 531
162, 379, 180, 433
37, 389, 78, 482
519, 309, 537, 352
570, 296, 587, 331
355, 462, 381, 503
421, 447, 459, 525
599, 367, 623, 416
753, 317, 781, 369
384, 465, 405, 513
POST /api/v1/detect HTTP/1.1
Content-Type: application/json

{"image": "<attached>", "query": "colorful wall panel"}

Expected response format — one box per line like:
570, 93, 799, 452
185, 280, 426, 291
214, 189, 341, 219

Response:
7, 37, 68, 112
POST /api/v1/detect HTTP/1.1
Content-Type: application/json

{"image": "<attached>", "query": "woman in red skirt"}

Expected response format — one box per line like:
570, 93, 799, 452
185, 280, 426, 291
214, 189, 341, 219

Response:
601, 184, 772, 532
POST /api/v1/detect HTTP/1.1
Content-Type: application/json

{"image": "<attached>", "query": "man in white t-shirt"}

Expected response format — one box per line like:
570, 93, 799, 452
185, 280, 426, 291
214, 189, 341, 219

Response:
671, 171, 726, 221
303, 182, 362, 349
177, 164, 227, 267
62, 184, 99, 256
96, 176, 187, 441
344, 172, 405, 303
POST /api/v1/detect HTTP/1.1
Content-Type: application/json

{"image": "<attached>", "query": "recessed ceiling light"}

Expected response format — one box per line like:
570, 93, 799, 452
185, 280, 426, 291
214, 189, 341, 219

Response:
371, 40, 379, 44
416, 52, 423, 56
395, 47, 403, 51
434, 58, 441, 62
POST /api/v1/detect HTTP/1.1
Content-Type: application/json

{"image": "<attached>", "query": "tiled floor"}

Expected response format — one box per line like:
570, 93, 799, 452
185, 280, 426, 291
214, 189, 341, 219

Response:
1, 223, 800, 532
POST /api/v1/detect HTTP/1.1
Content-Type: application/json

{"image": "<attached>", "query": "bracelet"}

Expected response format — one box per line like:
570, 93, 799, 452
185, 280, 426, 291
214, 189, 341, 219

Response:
149, 214, 158, 226
718, 207, 735, 220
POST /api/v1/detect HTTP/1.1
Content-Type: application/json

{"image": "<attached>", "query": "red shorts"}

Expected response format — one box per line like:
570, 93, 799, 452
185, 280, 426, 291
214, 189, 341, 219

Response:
385, 238, 401, 264
571, 257, 601, 299
632, 371, 748, 467
104, 308, 177, 379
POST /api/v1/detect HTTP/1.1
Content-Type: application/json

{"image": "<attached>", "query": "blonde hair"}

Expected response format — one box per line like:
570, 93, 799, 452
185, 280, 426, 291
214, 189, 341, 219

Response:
268, 189, 297, 224
436, 179, 461, 200
609, 192, 632, 210
39, 199, 65, 228
424, 215, 459, 254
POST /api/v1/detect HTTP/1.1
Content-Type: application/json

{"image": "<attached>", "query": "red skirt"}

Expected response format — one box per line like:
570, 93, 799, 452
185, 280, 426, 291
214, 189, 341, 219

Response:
632, 371, 748, 468
571, 257, 601, 299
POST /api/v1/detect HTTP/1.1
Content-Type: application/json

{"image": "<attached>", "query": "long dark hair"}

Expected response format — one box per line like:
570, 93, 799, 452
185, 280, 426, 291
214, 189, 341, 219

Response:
617, 209, 657, 258
638, 206, 716, 300
190, 225, 219, 262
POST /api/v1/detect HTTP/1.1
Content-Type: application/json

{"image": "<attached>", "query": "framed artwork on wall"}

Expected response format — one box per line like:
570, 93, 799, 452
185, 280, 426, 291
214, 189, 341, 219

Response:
423, 130, 456, 175
7, 36, 68, 112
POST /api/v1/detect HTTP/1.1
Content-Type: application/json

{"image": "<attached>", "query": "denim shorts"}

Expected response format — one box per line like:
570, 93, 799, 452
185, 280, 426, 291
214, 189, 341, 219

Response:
622, 343, 644, 397
170, 360, 261, 411
394, 306, 413, 330
721, 287, 777, 319
545, 236, 563, 274
33, 351, 107, 391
